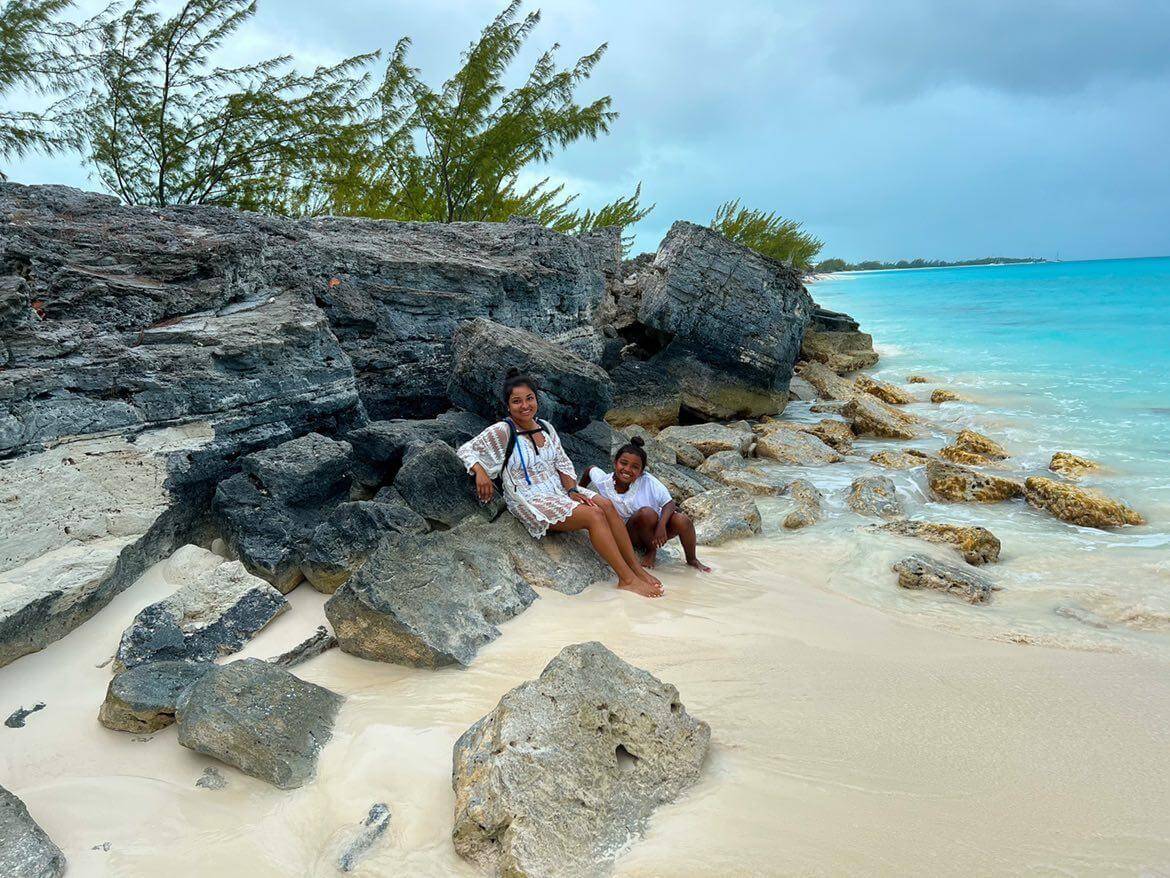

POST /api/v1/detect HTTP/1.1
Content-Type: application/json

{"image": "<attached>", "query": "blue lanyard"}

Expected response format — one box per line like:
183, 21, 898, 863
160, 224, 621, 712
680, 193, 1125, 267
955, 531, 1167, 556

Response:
508, 419, 534, 486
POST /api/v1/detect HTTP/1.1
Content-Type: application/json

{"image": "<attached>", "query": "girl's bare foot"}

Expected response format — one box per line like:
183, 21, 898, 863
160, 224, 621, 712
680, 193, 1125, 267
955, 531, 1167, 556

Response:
687, 557, 712, 573
619, 576, 664, 598
641, 549, 658, 569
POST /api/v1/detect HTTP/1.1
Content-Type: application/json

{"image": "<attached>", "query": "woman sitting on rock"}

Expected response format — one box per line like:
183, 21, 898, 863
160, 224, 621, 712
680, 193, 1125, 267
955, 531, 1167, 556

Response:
581, 437, 711, 572
457, 369, 664, 598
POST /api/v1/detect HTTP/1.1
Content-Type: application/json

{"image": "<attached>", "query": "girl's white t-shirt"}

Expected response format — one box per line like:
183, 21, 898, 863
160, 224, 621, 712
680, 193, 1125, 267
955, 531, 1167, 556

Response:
586, 466, 673, 522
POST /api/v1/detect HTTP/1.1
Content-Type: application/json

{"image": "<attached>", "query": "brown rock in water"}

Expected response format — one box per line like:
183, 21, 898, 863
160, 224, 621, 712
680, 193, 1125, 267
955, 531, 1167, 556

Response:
907, 375, 931, 384
1023, 477, 1144, 529
680, 487, 763, 545
931, 389, 961, 403
757, 418, 854, 453
783, 479, 824, 529
854, 375, 913, 405
809, 400, 846, 415
697, 451, 790, 495
1049, 451, 1100, 479
842, 395, 922, 440
938, 430, 1009, 467
846, 476, 905, 519
877, 521, 1001, 565
796, 360, 858, 401
800, 330, 879, 374
753, 428, 841, 466
870, 449, 930, 470
892, 555, 994, 604
926, 460, 1023, 503
451, 642, 710, 878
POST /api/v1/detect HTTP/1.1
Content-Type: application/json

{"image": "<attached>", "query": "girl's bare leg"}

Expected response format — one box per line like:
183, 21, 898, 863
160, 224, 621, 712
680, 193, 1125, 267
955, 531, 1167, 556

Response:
668, 511, 710, 572
625, 507, 661, 569
595, 498, 661, 586
549, 505, 663, 597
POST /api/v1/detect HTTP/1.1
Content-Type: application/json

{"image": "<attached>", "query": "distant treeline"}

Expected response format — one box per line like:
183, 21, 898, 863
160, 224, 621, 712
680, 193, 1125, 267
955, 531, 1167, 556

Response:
814, 256, 1047, 273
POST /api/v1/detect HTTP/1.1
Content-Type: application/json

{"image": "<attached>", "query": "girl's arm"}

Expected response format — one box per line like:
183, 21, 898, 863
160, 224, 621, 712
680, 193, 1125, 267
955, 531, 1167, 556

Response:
655, 500, 677, 547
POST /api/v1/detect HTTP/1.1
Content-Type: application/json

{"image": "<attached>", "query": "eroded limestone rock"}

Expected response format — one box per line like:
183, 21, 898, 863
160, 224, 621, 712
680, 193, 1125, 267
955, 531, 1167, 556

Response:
1023, 477, 1144, 529
926, 460, 1023, 503
657, 423, 752, 458
846, 476, 905, 519
842, 395, 922, 440
753, 425, 842, 466
939, 429, 1009, 466
892, 555, 994, 604
795, 359, 858, 401
697, 451, 790, 495
870, 449, 930, 470
452, 642, 710, 878
1049, 451, 1100, 479
854, 375, 912, 405
301, 500, 428, 593
680, 487, 762, 545
931, 389, 960, 403
876, 521, 1001, 565
800, 330, 879, 374
0, 784, 66, 878
783, 479, 824, 529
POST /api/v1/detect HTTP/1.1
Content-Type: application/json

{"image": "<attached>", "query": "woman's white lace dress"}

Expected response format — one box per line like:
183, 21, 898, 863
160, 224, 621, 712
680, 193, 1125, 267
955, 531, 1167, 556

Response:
456, 421, 593, 538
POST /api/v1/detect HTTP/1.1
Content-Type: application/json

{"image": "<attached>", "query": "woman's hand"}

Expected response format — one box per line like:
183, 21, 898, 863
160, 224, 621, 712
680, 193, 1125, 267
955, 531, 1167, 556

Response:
572, 491, 597, 507
474, 468, 495, 503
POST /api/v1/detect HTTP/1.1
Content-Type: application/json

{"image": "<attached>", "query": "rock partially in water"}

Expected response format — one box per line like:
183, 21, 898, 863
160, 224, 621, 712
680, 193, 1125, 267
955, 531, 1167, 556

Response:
326, 517, 604, 668
637, 221, 813, 419
452, 641, 710, 878
907, 375, 931, 384
800, 329, 879, 374
4, 703, 45, 729
783, 479, 824, 529
1023, 477, 1144, 529
195, 767, 227, 790
657, 423, 752, 458
804, 419, 855, 453
854, 374, 912, 405
892, 554, 994, 604
99, 660, 212, 733
680, 487, 763, 545
176, 659, 343, 790
870, 449, 930, 470
301, 500, 428, 593
926, 460, 1023, 503
846, 476, 905, 519
335, 803, 392, 873
697, 451, 790, 495
876, 521, 1001, 565
114, 548, 288, 671
753, 425, 842, 466
931, 389, 961, 403
268, 625, 338, 669
939, 429, 1009, 466
842, 395, 923, 440
0, 784, 66, 878
796, 359, 858, 401
1049, 451, 1100, 479
449, 318, 613, 432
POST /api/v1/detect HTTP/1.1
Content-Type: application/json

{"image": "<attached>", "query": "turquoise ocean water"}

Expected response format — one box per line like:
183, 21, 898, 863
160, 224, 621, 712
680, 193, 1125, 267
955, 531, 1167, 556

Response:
797, 257, 1170, 654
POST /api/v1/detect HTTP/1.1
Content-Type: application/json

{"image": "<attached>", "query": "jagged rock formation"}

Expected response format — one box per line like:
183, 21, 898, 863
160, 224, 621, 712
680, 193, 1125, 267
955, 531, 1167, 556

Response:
799, 307, 879, 374
846, 476, 905, 519
697, 451, 790, 495
452, 642, 709, 878
1023, 477, 1144, 529
939, 429, 1009, 467
753, 424, 842, 465
657, 423, 752, 458
876, 521, 1001, 565
1049, 451, 1100, 479
854, 374, 912, 405
0, 784, 66, 877
892, 555, 995, 604
870, 449, 930, 470
925, 460, 1023, 503
783, 479, 824, 529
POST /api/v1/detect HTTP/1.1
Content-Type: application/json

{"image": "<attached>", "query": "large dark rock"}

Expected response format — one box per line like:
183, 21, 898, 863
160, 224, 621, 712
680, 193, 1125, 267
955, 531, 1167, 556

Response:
176, 658, 343, 789
99, 660, 213, 732
301, 500, 428, 593
560, 419, 625, 476
393, 441, 484, 529
240, 432, 352, 506
449, 318, 614, 431
0, 784, 66, 878
347, 412, 489, 472
452, 642, 710, 878
325, 518, 606, 668
635, 221, 814, 419
603, 358, 682, 430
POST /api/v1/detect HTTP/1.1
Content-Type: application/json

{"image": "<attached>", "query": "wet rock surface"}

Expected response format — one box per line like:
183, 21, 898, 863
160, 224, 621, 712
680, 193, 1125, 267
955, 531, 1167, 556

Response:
870, 449, 930, 470
842, 395, 922, 440
926, 460, 1023, 503
1024, 477, 1144, 529
99, 660, 212, 733
753, 424, 842, 466
680, 487, 763, 545
854, 374, 912, 405
114, 547, 288, 670
697, 451, 790, 495
877, 521, 1001, 565
939, 429, 1009, 466
1049, 451, 1100, 479
176, 659, 343, 789
452, 642, 710, 878
795, 359, 859, 401
0, 784, 66, 878
931, 389, 961, 403
4, 702, 45, 729
783, 479, 824, 529
800, 329, 879, 374
892, 554, 995, 604
334, 803, 392, 873
846, 476, 905, 519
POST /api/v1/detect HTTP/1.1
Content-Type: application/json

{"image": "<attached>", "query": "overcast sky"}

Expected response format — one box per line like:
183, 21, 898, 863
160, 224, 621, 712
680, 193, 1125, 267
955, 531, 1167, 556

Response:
8, 0, 1170, 260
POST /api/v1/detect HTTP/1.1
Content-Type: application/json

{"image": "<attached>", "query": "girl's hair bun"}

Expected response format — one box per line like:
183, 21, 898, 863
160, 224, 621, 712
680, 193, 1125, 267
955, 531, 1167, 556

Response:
631, 436, 645, 447
505, 367, 522, 378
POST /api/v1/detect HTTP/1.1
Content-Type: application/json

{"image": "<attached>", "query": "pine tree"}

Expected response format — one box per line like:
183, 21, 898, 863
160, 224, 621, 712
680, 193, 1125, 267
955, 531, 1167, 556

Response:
72, 0, 374, 208
711, 199, 824, 270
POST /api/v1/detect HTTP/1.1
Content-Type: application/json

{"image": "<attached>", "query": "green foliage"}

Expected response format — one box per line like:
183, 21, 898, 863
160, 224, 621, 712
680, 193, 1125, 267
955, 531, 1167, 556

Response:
710, 199, 824, 270
0, 0, 85, 177
72, 0, 374, 208
311, 1, 651, 245
814, 255, 1046, 273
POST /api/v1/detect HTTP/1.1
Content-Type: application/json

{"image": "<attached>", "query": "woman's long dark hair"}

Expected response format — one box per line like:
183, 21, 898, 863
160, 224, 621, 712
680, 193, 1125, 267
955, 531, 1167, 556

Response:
501, 367, 539, 410
613, 435, 648, 469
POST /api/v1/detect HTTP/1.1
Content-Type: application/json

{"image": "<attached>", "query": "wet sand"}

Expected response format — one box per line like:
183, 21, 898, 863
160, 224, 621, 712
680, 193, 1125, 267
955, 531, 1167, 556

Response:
4, 531, 1169, 876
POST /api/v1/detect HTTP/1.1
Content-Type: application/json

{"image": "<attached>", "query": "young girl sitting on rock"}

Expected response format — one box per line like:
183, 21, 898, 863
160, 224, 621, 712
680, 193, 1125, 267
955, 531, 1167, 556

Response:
582, 437, 711, 572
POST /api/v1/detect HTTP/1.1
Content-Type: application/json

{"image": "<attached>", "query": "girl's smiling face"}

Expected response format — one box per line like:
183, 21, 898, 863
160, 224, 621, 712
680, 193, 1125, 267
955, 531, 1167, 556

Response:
613, 451, 645, 488
507, 384, 538, 423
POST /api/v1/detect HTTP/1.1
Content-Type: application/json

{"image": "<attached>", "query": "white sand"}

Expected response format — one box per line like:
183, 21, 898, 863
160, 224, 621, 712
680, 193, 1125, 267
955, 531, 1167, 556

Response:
4, 530, 1169, 876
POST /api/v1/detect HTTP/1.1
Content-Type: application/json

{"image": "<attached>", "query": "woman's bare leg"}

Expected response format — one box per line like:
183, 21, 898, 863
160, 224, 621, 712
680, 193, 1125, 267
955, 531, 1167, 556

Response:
549, 505, 663, 597
595, 498, 661, 586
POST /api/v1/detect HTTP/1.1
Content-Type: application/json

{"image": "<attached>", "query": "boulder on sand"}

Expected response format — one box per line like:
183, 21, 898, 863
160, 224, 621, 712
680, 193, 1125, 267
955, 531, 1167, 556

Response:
452, 642, 710, 878
325, 517, 606, 668
680, 487, 762, 545
1023, 477, 1144, 529
1048, 451, 1100, 479
925, 459, 1023, 503
603, 359, 682, 431
114, 547, 288, 671
846, 476, 905, 519
892, 554, 995, 604
449, 318, 613, 432
99, 660, 212, 733
241, 432, 353, 506
876, 520, 1001, 565
393, 441, 484, 529
0, 784, 66, 878
854, 374, 912, 405
301, 500, 428, 593
842, 394, 922, 440
783, 479, 824, 529
636, 221, 814, 419
176, 659, 343, 789
657, 423, 752, 458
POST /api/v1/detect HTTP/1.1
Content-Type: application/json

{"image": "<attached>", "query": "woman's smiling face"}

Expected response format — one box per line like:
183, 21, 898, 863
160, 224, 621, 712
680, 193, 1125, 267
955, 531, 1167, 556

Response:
613, 451, 644, 487
507, 384, 538, 423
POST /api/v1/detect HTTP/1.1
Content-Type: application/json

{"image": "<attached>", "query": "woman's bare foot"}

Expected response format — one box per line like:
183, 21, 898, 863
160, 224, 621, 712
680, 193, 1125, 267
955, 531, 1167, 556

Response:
687, 556, 712, 573
637, 565, 662, 588
640, 549, 658, 569
619, 576, 664, 598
